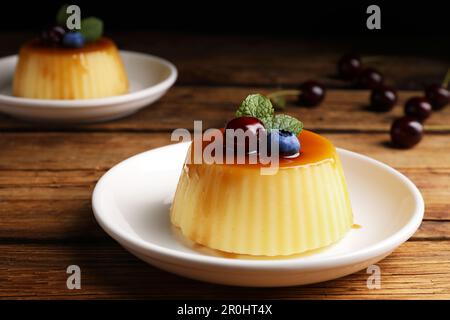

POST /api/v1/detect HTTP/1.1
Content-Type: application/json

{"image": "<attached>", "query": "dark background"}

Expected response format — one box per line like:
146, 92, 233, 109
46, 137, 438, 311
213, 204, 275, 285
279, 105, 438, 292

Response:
0, 0, 450, 89
0, 0, 449, 36
0, 0, 449, 88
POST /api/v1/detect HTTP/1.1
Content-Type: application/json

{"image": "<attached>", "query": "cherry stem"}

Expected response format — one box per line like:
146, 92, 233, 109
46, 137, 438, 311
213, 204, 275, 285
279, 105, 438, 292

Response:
442, 68, 450, 88
267, 89, 301, 99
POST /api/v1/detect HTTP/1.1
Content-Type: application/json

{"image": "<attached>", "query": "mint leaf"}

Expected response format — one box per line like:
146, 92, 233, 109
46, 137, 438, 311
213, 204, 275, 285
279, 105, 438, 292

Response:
236, 94, 274, 126
80, 17, 104, 42
270, 114, 303, 135
56, 4, 70, 27
235, 94, 303, 135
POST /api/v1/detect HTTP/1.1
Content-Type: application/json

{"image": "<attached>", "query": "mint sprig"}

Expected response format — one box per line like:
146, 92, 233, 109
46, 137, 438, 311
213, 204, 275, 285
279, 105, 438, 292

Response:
236, 94, 303, 135
270, 114, 303, 135
236, 94, 274, 127
55, 5, 104, 43
80, 17, 104, 42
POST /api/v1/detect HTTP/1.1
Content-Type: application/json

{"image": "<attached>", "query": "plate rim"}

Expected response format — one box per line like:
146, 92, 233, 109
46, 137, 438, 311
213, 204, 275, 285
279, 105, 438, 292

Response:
0, 50, 177, 108
92, 142, 424, 270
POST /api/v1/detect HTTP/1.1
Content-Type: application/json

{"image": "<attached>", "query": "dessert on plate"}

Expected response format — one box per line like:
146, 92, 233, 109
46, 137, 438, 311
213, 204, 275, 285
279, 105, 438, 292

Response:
170, 94, 353, 256
13, 6, 128, 100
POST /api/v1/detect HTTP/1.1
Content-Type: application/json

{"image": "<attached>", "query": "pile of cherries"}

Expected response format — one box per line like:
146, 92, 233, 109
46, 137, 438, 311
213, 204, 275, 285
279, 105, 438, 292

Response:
338, 53, 450, 148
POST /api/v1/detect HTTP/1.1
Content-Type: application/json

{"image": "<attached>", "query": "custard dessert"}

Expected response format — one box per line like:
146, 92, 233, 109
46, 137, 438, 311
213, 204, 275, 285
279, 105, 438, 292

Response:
13, 7, 128, 100
170, 94, 353, 257
13, 38, 128, 100
171, 130, 353, 256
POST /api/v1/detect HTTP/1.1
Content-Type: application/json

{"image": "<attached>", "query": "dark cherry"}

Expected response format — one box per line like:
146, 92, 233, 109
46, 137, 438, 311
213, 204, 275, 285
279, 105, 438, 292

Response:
357, 67, 384, 89
370, 85, 398, 112
404, 97, 432, 122
337, 53, 362, 80
225, 116, 265, 153
41, 26, 66, 45
425, 84, 450, 110
298, 81, 326, 107
390, 117, 423, 149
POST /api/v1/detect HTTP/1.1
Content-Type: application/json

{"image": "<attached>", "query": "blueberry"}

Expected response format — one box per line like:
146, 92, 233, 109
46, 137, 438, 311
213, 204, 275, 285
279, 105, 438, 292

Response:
62, 32, 85, 48
268, 130, 300, 156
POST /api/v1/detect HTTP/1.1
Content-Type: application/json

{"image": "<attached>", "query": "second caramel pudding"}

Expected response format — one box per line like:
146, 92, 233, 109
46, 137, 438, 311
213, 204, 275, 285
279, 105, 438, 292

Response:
13, 37, 129, 100
170, 130, 354, 256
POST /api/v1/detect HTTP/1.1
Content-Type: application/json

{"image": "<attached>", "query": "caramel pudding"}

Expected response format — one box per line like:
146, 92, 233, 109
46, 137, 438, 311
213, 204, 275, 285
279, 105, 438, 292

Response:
13, 38, 128, 99
170, 129, 353, 256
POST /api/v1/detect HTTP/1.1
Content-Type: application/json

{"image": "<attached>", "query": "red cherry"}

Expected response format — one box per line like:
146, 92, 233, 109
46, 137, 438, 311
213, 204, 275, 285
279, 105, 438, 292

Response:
404, 97, 432, 122
370, 85, 397, 112
357, 68, 384, 89
390, 117, 423, 149
298, 81, 326, 107
225, 117, 265, 154
41, 26, 66, 45
337, 53, 362, 80
425, 84, 450, 110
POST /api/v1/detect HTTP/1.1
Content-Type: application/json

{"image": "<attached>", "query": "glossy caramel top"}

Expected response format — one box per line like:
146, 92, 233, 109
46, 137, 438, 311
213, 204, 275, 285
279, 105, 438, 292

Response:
278, 129, 336, 167
189, 129, 337, 169
20, 37, 117, 55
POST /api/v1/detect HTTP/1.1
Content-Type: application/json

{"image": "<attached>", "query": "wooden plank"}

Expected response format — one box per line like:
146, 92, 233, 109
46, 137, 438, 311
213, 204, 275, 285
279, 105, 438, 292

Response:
0, 132, 449, 171
0, 31, 448, 300
0, 168, 447, 241
0, 241, 448, 299
84, 32, 450, 89
0, 200, 106, 241
0, 132, 169, 171
2, 32, 447, 89
0, 132, 447, 242
404, 168, 450, 220
1, 88, 450, 132
1, 169, 448, 211
0, 197, 446, 241
414, 221, 450, 240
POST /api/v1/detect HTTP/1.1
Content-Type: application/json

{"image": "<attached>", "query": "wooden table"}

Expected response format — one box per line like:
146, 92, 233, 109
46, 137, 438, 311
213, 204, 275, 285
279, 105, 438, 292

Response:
0, 32, 449, 299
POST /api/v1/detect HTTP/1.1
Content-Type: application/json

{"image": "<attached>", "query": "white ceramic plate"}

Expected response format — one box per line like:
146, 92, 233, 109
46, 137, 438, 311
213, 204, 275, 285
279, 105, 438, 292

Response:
92, 142, 424, 287
0, 51, 177, 123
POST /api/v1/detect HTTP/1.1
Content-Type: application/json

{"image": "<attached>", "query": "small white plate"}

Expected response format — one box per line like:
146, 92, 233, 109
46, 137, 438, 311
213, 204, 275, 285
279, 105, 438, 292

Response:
92, 143, 424, 287
0, 51, 177, 123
